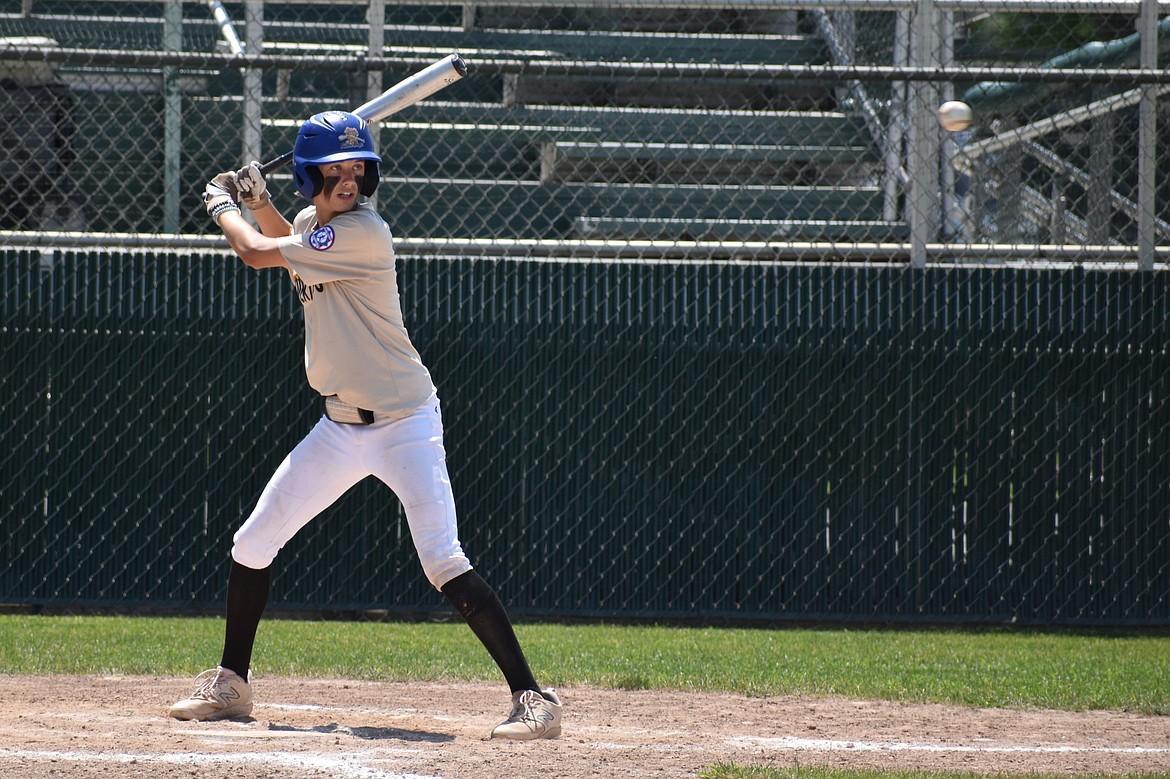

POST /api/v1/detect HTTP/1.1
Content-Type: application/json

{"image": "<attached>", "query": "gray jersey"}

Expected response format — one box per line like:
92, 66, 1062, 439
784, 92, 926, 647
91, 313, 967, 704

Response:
277, 202, 435, 418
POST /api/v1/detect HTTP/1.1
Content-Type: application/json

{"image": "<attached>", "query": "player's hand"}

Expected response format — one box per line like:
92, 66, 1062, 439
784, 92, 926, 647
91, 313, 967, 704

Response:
235, 161, 270, 211
203, 172, 240, 225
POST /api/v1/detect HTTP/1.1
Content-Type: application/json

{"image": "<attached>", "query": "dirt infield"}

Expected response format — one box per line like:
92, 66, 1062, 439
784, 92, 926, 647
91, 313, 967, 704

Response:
0, 675, 1167, 778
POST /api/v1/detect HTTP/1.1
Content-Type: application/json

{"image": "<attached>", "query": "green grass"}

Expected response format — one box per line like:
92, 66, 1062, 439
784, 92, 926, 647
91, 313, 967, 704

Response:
0, 615, 1166, 714
700, 769, 1170, 779
3, 615, 1166, 779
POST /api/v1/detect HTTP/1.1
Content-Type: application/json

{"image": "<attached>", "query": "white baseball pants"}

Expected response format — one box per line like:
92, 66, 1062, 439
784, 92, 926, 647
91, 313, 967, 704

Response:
231, 397, 473, 590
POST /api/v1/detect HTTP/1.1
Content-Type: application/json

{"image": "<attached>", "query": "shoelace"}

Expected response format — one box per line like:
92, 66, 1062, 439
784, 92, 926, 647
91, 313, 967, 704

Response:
190, 669, 230, 701
507, 691, 541, 723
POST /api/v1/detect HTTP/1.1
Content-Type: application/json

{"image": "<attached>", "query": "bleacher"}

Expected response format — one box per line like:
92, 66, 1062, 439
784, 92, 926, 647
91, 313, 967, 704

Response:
0, 2, 896, 243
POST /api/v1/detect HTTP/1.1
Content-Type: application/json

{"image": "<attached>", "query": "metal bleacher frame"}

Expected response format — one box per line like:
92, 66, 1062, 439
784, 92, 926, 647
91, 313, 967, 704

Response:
0, 0, 1167, 268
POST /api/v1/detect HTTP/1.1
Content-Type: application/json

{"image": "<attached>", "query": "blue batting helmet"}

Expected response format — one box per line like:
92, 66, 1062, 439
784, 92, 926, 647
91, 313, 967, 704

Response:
291, 111, 381, 200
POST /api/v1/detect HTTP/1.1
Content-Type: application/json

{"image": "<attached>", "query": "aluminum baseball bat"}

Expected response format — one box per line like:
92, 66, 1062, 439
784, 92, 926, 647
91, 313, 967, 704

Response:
207, 0, 245, 56
258, 53, 467, 175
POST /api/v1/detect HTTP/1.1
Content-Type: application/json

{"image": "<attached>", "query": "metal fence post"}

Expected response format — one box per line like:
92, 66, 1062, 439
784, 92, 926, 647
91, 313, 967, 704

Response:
366, 0, 386, 211
885, 10, 911, 223
242, 2, 264, 176
162, 1, 182, 234
1137, 0, 1158, 271
908, 0, 940, 268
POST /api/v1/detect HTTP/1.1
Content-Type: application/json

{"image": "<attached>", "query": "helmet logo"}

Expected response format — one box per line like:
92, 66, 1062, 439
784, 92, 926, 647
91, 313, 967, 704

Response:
338, 127, 365, 149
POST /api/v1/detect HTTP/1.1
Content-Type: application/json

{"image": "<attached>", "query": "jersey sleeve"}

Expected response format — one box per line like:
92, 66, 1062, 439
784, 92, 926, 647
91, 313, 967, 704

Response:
277, 207, 386, 286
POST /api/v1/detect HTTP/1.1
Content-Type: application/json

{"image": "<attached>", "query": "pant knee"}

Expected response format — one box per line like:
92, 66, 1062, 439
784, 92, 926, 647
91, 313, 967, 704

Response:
424, 557, 473, 591
404, 499, 471, 590
231, 527, 279, 570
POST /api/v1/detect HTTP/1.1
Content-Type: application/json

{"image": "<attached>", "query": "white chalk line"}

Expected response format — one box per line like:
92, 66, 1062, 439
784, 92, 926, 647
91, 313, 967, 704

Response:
7, 736, 1167, 767
0, 748, 438, 779
731, 736, 1170, 755
6, 707, 1168, 778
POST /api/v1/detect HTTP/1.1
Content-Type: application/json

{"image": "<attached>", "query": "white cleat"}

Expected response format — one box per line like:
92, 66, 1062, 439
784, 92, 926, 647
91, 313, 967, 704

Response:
491, 688, 563, 740
168, 666, 253, 721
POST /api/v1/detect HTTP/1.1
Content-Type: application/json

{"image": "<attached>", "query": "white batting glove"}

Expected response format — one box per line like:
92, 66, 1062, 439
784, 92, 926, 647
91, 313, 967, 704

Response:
235, 161, 270, 211
203, 172, 240, 225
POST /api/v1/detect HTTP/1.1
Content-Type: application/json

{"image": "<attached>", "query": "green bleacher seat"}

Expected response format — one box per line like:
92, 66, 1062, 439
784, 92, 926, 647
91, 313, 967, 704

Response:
574, 217, 910, 243
257, 101, 877, 187
373, 180, 887, 242
4, 2, 898, 244
261, 25, 827, 67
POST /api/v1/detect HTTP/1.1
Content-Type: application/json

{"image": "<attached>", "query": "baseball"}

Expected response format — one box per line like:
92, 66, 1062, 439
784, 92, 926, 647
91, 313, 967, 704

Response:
937, 100, 972, 132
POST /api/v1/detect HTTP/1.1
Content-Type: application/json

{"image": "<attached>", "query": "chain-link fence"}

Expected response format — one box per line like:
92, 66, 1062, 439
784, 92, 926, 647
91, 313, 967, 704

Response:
2, 0, 1166, 260
2, 1, 1168, 625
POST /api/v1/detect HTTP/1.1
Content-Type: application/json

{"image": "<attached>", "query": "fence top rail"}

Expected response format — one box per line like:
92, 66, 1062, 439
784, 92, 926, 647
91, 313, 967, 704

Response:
3, 45, 1169, 85
8, 1, 1169, 14
4, 232, 1169, 268
440, 0, 1168, 9
117, 0, 1170, 11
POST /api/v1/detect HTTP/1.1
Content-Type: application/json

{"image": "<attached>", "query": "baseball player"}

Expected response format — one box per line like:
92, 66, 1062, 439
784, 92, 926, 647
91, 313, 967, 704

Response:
168, 110, 562, 740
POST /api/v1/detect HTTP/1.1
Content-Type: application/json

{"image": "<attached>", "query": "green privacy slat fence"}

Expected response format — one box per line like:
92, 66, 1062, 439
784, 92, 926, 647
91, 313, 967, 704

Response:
3, 249, 1168, 625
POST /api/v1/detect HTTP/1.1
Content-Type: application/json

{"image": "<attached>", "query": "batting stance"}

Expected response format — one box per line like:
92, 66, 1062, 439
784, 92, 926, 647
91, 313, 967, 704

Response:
168, 110, 562, 740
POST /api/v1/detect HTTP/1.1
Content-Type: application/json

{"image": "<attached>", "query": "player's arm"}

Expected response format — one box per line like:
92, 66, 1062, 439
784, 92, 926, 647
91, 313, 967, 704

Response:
217, 210, 289, 269
248, 201, 293, 238
203, 171, 288, 270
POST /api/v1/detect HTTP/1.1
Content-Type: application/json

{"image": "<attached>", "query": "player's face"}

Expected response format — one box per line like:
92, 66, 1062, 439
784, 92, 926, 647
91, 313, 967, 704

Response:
316, 160, 367, 213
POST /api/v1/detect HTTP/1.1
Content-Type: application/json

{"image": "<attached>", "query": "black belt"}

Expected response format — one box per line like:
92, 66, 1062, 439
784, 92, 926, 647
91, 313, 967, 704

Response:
324, 395, 375, 425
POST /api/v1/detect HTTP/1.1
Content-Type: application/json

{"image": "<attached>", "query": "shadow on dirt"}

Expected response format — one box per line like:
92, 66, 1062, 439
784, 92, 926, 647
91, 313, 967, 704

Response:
267, 721, 454, 742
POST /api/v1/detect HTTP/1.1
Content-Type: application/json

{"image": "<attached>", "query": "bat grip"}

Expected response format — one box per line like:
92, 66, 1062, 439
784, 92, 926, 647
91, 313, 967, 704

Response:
258, 151, 293, 176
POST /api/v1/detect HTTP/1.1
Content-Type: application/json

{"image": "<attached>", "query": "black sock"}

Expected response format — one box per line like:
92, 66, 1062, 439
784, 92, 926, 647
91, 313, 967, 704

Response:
219, 560, 271, 679
441, 570, 539, 694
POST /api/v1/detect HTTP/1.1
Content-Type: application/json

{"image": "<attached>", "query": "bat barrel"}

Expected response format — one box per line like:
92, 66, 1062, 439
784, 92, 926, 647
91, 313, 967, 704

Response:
255, 53, 467, 177
351, 53, 468, 123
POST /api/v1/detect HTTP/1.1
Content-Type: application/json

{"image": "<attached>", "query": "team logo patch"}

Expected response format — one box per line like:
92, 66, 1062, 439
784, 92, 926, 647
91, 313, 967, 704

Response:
339, 126, 365, 148
309, 225, 336, 251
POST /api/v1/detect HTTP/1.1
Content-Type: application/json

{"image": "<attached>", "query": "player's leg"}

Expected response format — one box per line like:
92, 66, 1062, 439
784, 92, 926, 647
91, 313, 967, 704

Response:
169, 418, 369, 721
230, 417, 370, 573
441, 570, 538, 694
440, 569, 563, 739
370, 399, 562, 739
226, 418, 369, 672
219, 558, 271, 680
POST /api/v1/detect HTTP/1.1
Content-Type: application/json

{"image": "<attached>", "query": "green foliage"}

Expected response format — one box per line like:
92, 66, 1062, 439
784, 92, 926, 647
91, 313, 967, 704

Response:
968, 13, 1133, 55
